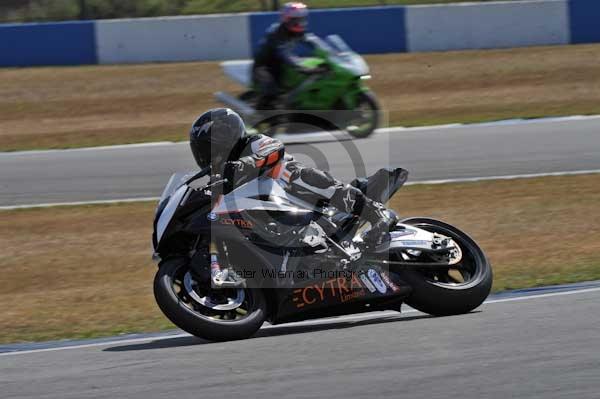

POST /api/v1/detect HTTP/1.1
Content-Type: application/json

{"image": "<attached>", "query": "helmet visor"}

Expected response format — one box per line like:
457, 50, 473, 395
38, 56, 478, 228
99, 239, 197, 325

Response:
287, 16, 307, 33
190, 141, 211, 169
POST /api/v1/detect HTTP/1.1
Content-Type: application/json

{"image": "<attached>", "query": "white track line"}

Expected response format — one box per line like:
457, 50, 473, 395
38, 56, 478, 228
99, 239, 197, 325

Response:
484, 287, 600, 304
1, 286, 599, 357
0, 197, 160, 210
404, 169, 600, 186
2, 169, 600, 211
0, 141, 178, 157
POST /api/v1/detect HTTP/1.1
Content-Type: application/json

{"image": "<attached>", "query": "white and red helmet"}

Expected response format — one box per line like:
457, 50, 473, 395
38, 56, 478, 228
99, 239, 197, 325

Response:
281, 2, 308, 34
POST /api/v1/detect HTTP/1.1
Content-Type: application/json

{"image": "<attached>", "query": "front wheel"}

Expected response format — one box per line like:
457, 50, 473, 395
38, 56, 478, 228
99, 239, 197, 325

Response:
395, 218, 493, 316
345, 91, 380, 138
154, 258, 267, 341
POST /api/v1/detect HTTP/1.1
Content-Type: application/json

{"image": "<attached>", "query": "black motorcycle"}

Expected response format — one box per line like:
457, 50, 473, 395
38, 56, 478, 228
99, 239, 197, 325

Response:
152, 167, 492, 341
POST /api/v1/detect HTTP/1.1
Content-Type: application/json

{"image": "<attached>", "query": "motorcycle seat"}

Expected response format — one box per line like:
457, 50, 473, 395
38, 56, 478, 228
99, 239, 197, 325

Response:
221, 60, 254, 87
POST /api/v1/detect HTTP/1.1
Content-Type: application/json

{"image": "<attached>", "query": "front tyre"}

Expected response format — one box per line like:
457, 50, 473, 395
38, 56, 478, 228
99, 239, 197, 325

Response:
154, 258, 267, 341
345, 91, 380, 138
397, 218, 493, 316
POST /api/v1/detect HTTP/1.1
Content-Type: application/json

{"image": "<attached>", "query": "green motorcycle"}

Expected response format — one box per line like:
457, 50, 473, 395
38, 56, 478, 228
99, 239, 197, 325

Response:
215, 34, 380, 138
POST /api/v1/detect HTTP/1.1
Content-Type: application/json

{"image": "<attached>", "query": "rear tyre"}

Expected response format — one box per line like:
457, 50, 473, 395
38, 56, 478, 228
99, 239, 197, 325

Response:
154, 258, 267, 341
396, 218, 493, 316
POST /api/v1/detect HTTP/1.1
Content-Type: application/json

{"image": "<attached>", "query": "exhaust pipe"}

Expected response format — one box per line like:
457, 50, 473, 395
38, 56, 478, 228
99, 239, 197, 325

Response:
215, 92, 256, 117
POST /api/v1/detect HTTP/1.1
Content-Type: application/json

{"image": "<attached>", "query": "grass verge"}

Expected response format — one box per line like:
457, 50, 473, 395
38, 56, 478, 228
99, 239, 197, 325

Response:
1, 173, 599, 343
180, 0, 522, 15
2, 43, 600, 151
1, 1, 523, 23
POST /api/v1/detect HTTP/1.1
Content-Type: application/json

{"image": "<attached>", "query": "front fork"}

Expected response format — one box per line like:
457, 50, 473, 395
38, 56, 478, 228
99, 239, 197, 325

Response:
209, 240, 246, 288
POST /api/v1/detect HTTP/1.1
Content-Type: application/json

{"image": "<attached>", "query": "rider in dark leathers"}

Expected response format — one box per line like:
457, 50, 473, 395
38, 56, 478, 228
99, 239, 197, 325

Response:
252, 2, 323, 110
190, 108, 398, 246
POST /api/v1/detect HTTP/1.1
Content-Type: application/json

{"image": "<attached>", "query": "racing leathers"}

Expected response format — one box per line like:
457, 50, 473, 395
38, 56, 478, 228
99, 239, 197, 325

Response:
252, 23, 317, 110
221, 134, 398, 246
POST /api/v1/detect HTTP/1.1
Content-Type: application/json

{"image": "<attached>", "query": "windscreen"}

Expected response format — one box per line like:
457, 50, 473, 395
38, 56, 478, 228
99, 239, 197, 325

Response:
159, 172, 195, 204
322, 35, 369, 76
326, 35, 352, 54
304, 33, 334, 55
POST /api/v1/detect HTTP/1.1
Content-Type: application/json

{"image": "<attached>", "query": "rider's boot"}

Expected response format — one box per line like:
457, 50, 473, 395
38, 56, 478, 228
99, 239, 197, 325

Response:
361, 203, 399, 247
329, 184, 398, 247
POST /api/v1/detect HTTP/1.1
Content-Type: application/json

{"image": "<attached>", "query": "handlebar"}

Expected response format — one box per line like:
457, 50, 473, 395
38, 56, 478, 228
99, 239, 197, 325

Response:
184, 166, 211, 186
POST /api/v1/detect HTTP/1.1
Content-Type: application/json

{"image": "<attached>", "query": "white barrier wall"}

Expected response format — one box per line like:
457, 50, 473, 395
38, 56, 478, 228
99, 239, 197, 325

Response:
6, 0, 594, 67
96, 14, 251, 64
406, 0, 570, 52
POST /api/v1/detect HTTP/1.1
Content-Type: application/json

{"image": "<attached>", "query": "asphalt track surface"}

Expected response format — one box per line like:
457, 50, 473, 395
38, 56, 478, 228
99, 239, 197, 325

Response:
2, 117, 600, 206
2, 283, 599, 399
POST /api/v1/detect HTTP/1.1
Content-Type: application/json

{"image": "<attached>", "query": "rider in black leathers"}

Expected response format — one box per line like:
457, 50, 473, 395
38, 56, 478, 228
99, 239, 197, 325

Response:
252, 2, 323, 110
189, 108, 398, 246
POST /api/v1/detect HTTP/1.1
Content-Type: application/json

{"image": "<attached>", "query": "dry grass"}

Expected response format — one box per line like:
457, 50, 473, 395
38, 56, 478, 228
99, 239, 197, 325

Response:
0, 202, 168, 344
373, 44, 600, 126
1, 174, 600, 343
2, 44, 600, 151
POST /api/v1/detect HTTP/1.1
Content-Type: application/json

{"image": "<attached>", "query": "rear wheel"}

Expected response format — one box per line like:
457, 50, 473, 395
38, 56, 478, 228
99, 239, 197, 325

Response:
154, 258, 266, 341
395, 218, 493, 316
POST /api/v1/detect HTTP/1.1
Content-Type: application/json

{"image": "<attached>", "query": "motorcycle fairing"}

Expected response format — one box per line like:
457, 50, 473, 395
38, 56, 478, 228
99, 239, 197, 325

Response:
153, 169, 419, 323
219, 35, 368, 90
204, 176, 414, 318
272, 266, 411, 324
153, 170, 211, 251
217, 35, 372, 114
211, 176, 323, 216
153, 167, 446, 270
156, 185, 188, 244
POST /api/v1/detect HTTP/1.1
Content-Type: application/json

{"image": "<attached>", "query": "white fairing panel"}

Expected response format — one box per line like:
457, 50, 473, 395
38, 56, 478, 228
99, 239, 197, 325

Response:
159, 172, 195, 203
221, 60, 253, 87
157, 185, 188, 243
212, 177, 317, 215
385, 223, 436, 251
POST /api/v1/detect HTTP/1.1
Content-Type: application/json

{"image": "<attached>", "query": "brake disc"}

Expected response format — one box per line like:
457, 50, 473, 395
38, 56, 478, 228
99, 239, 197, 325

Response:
183, 272, 245, 311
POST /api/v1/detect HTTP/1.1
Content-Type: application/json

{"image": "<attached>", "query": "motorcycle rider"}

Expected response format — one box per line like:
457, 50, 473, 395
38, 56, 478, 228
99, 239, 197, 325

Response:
189, 108, 398, 246
252, 2, 324, 110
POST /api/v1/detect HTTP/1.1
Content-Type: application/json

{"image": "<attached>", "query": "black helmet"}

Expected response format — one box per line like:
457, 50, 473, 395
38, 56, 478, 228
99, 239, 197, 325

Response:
189, 108, 246, 169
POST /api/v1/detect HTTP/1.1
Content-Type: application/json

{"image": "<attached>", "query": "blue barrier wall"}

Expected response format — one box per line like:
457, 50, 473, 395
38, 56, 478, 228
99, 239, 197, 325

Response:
3, 1, 600, 67
249, 6, 406, 55
569, 0, 600, 44
0, 21, 96, 67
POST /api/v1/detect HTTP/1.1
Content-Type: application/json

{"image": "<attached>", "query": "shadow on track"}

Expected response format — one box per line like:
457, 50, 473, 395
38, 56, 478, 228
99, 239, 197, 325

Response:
103, 314, 433, 352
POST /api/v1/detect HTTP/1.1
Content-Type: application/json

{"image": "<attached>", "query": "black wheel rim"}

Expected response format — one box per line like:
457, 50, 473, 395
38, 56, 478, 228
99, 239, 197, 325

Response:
412, 223, 486, 290
169, 263, 257, 322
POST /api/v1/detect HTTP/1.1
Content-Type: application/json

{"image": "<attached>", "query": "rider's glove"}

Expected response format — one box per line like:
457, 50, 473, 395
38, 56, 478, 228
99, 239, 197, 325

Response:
224, 161, 244, 178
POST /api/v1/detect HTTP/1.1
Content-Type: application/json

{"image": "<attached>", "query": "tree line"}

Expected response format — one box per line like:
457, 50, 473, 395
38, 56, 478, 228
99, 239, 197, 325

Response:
0, 0, 282, 23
